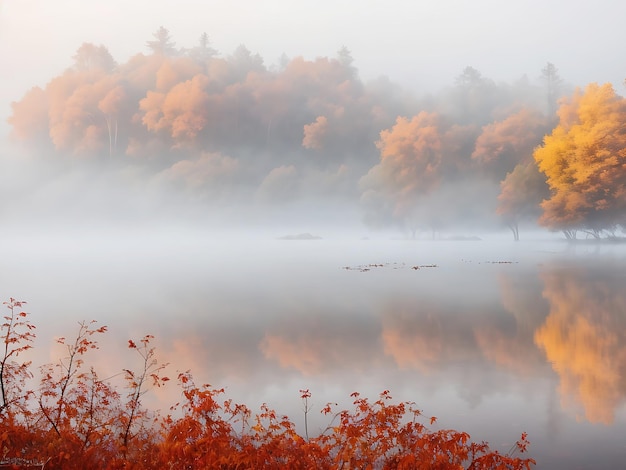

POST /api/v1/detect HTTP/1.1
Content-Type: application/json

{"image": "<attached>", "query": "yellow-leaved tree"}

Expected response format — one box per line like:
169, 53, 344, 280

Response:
534, 83, 626, 239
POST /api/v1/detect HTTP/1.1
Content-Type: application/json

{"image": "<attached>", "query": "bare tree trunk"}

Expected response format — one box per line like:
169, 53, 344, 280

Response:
508, 222, 519, 241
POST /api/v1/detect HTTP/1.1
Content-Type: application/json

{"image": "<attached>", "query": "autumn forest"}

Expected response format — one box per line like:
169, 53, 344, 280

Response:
7, 27, 626, 240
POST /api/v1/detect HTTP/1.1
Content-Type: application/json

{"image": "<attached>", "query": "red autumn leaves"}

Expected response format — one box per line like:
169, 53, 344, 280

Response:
0, 298, 534, 469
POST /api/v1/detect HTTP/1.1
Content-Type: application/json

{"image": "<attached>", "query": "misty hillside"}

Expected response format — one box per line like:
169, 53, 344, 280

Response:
4, 28, 626, 239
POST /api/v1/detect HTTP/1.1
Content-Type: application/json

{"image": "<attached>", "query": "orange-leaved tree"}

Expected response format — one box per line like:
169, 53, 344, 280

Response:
359, 112, 476, 236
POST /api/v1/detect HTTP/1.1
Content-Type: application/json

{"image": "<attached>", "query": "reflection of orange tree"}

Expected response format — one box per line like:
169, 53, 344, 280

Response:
262, 297, 541, 378
381, 299, 543, 375
382, 304, 450, 373
381, 293, 551, 411
0, 299, 535, 468
263, 297, 546, 383
260, 314, 380, 376
535, 264, 626, 424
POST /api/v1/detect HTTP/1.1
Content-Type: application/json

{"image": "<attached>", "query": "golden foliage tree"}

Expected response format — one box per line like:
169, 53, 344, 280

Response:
534, 83, 626, 238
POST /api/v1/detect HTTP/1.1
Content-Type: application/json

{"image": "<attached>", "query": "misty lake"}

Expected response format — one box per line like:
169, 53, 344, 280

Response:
2, 227, 626, 468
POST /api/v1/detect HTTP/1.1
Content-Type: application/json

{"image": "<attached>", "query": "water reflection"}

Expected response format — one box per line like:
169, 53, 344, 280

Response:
535, 259, 626, 424
260, 312, 382, 376
2, 233, 626, 466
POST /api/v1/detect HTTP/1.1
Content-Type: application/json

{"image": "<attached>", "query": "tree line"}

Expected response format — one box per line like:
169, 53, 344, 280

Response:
8, 27, 626, 239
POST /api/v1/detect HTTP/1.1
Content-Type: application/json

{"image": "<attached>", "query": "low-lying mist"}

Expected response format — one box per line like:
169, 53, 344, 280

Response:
0, 142, 530, 241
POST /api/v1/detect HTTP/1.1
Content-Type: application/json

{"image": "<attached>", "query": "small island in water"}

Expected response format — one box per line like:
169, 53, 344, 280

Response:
277, 233, 323, 240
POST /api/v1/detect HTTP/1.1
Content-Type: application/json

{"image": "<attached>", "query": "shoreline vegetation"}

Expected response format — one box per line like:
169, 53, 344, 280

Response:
0, 298, 535, 469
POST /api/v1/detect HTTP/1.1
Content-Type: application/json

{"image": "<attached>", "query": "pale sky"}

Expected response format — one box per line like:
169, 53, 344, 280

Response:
1, 0, 625, 136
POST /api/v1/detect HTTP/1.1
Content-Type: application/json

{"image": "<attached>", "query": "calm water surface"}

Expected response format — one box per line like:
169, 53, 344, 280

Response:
2, 228, 626, 468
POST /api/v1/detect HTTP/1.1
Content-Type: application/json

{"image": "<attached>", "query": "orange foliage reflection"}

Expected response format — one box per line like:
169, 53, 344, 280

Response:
535, 262, 626, 424
381, 306, 445, 373
260, 314, 380, 376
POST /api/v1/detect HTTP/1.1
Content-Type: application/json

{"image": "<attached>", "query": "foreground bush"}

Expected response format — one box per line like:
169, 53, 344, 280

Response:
0, 299, 534, 469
